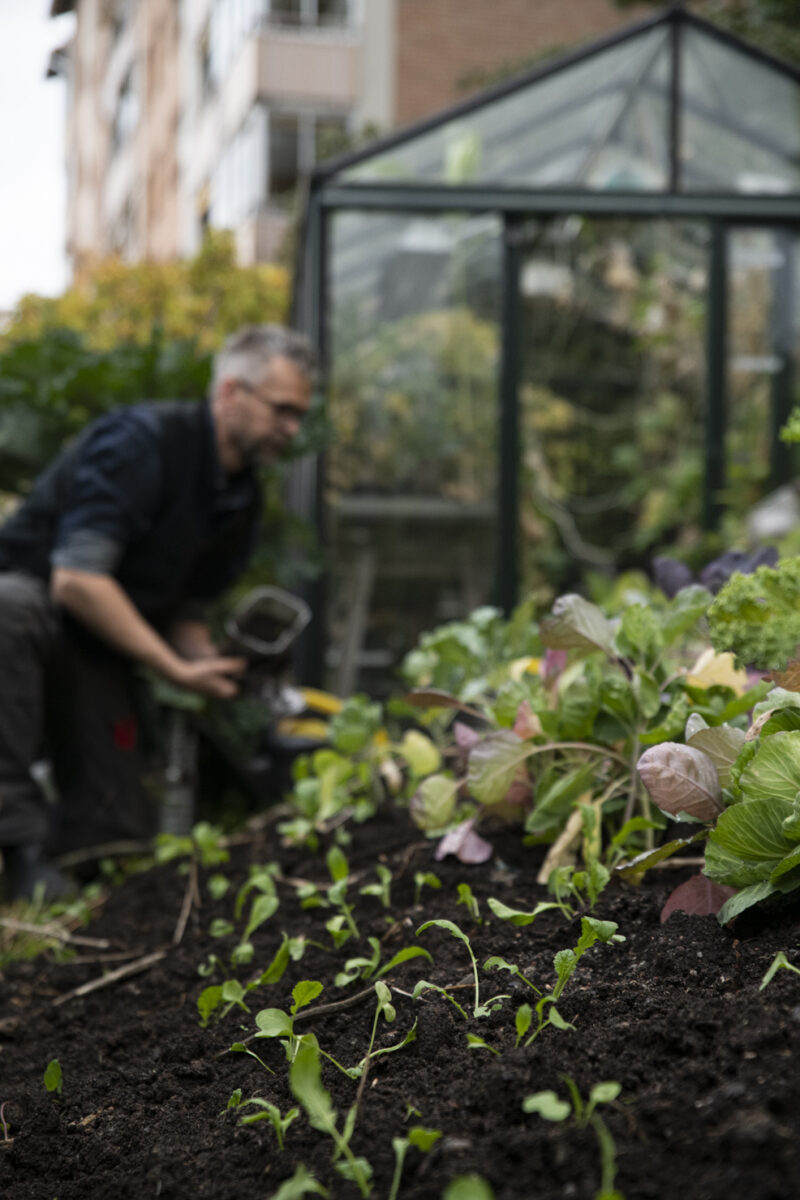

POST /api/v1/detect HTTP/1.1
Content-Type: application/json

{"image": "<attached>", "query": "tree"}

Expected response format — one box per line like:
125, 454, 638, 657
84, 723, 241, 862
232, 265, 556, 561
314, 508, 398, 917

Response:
613, 0, 800, 66
0, 232, 320, 589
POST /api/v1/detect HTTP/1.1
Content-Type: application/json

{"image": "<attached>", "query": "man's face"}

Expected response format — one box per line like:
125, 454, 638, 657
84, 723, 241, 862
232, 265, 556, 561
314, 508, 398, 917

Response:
227, 355, 312, 468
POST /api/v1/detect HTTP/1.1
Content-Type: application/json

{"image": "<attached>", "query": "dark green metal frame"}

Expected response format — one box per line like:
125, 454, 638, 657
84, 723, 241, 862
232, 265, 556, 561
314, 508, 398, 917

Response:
295, 5, 800, 678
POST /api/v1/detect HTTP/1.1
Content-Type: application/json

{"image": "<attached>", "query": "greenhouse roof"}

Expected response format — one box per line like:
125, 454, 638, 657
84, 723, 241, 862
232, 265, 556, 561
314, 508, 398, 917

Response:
314, 5, 800, 206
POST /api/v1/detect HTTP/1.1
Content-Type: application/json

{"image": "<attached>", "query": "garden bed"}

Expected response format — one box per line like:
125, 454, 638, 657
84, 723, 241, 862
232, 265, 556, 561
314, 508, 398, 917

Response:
1, 803, 799, 1200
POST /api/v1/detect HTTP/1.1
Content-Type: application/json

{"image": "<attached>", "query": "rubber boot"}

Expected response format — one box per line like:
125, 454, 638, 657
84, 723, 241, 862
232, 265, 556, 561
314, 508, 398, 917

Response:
2, 843, 73, 903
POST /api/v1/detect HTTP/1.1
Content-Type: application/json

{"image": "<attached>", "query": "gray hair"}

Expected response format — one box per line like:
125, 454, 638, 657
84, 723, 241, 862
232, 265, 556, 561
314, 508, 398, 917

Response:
212, 324, 317, 392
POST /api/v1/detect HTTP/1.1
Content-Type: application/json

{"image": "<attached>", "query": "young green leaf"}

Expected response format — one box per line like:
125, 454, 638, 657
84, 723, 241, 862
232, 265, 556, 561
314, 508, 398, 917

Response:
539, 593, 616, 656
760, 950, 800, 990
442, 1175, 496, 1200
266, 1163, 329, 1200
467, 731, 533, 806
515, 1003, 533, 1045
522, 1090, 570, 1121
738, 731, 800, 803
408, 1126, 442, 1151
486, 897, 561, 925
291, 980, 324, 1014
374, 945, 433, 979
255, 1008, 295, 1038
326, 844, 349, 883
466, 1033, 500, 1055
399, 729, 441, 776
197, 985, 224, 1027
43, 1059, 63, 1096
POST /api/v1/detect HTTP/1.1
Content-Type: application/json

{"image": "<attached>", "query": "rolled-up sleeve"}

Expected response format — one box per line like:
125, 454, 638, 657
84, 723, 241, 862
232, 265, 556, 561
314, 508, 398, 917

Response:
51, 411, 163, 573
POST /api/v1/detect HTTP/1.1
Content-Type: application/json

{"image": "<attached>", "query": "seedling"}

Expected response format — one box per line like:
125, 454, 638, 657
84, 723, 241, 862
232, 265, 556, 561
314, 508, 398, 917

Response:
359, 865, 392, 908
388, 1126, 442, 1200
416, 919, 509, 1018
224, 1089, 300, 1147
486, 897, 565, 925
523, 1076, 623, 1200
466, 1033, 500, 1056
456, 882, 481, 924
232, 863, 282, 965
334, 937, 432, 988
413, 871, 442, 906
483, 955, 541, 996
266, 1163, 329, 1199
325, 846, 359, 945
155, 821, 229, 869
43, 1058, 63, 1097
547, 858, 610, 915
251, 979, 324, 1060
289, 1033, 373, 1197
207, 873, 231, 900
524, 918, 624, 1046
196, 933, 310, 1026
760, 951, 800, 990
1, 1101, 11, 1143
442, 1175, 495, 1200
198, 978, 251, 1027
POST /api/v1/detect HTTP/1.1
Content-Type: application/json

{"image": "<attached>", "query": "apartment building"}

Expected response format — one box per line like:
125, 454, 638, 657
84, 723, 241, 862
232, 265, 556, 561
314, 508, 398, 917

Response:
49, 0, 646, 273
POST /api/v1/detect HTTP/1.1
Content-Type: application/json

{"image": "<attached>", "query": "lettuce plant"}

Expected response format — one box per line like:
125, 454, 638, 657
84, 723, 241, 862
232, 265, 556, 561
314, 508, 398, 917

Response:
635, 693, 800, 921
405, 585, 756, 866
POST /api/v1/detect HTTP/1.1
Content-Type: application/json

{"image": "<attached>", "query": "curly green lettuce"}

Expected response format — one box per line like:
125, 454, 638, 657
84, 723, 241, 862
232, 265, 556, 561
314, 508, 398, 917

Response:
707, 556, 800, 672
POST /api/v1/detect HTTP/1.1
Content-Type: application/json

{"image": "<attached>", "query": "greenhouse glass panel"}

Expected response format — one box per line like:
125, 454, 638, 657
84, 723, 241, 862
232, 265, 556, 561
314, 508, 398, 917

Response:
324, 211, 502, 694
725, 229, 800, 517
337, 27, 670, 190
516, 217, 708, 601
681, 28, 800, 192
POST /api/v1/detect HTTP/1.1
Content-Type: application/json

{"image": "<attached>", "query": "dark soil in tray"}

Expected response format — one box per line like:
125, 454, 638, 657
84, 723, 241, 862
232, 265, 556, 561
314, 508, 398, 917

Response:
2, 803, 800, 1200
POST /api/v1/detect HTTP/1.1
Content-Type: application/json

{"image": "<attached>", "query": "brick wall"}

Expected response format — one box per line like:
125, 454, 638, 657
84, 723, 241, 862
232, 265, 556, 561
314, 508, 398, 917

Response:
394, 0, 651, 127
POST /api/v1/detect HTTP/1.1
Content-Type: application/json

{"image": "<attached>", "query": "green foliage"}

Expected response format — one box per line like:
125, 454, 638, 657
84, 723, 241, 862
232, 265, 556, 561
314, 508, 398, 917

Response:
416, 919, 509, 1019
613, 0, 800, 66
523, 1076, 623, 1200
0, 233, 321, 592
289, 1034, 372, 1197
43, 1059, 63, 1096
401, 600, 540, 698
760, 951, 800, 990
708, 557, 800, 672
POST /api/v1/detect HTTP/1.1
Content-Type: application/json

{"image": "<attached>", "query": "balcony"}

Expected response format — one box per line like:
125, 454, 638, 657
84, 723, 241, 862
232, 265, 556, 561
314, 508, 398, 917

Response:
256, 23, 361, 106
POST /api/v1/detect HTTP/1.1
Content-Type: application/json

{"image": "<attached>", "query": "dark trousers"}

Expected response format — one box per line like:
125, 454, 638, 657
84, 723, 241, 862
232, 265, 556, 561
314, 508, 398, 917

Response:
0, 573, 156, 854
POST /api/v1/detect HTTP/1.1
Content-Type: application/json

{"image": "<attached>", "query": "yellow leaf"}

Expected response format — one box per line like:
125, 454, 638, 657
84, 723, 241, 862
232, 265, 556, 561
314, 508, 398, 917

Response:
686, 649, 749, 695
508, 656, 541, 682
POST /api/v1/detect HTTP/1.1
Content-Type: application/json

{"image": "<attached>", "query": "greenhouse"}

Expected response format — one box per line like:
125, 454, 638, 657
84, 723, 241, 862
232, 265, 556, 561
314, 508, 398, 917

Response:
295, 3, 800, 693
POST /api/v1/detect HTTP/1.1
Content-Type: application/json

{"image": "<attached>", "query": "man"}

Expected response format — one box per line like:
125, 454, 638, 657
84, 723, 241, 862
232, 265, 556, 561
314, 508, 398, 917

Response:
0, 324, 315, 900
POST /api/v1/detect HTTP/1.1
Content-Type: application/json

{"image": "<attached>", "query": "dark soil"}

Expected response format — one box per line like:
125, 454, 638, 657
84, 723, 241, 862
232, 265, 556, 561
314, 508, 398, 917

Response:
2, 804, 800, 1200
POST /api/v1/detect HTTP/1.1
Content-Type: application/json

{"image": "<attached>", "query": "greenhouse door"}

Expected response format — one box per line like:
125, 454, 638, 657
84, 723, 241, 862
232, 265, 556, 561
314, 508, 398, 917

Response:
320, 211, 505, 696
717, 224, 800, 536
511, 214, 711, 603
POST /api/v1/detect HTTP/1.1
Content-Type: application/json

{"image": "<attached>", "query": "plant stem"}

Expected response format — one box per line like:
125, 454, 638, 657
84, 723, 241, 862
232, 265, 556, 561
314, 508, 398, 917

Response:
388, 1139, 409, 1200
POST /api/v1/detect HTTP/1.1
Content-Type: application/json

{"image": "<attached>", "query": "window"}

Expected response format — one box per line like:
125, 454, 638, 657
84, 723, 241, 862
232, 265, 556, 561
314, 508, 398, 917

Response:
209, 106, 268, 229
109, 0, 134, 44
111, 66, 139, 155
267, 0, 350, 29
269, 110, 348, 203
198, 22, 215, 102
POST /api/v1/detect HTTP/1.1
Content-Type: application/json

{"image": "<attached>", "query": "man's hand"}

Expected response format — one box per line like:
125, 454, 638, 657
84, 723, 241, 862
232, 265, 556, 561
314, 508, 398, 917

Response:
168, 618, 220, 661
51, 568, 246, 697
170, 654, 247, 699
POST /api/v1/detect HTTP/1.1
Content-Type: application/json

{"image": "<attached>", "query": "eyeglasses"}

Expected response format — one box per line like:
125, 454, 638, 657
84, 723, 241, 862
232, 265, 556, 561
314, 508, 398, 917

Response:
236, 379, 309, 424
